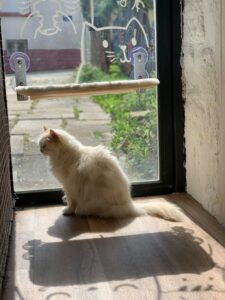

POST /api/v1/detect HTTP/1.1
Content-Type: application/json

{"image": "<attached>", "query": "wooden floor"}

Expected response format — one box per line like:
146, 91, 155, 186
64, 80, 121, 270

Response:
2, 193, 225, 300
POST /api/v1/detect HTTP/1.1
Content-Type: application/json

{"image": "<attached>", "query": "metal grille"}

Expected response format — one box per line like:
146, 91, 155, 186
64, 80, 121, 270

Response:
0, 19, 14, 295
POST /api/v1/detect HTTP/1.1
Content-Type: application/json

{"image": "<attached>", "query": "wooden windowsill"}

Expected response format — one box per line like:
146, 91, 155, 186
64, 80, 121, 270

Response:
2, 192, 225, 299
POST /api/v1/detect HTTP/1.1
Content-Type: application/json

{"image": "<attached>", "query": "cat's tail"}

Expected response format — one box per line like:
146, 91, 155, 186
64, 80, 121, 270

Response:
134, 201, 185, 221
106, 200, 185, 221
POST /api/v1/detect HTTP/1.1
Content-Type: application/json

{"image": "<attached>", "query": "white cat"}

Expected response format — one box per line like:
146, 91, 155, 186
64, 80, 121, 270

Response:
38, 128, 185, 221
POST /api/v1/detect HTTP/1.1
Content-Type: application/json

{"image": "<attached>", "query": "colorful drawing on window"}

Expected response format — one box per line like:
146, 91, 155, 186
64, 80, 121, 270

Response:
117, 0, 145, 12
15, 0, 153, 83
117, 0, 127, 8
76, 17, 150, 83
132, 0, 145, 12
17, 0, 78, 38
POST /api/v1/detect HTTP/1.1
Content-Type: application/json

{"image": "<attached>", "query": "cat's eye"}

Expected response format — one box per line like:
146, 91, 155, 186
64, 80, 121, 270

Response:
131, 37, 137, 46
102, 40, 109, 48
131, 28, 137, 46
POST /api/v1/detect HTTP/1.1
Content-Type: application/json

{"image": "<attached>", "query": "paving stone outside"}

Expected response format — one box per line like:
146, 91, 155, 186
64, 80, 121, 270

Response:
11, 119, 62, 140
12, 154, 60, 191
79, 112, 110, 121
18, 112, 74, 120
10, 135, 24, 155
66, 120, 112, 147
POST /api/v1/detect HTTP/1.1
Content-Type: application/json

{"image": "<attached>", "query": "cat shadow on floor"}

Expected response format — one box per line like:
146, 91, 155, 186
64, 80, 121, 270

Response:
23, 225, 216, 286
47, 213, 134, 241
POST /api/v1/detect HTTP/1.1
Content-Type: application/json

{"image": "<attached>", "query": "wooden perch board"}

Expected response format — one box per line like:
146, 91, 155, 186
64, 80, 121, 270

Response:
15, 78, 159, 100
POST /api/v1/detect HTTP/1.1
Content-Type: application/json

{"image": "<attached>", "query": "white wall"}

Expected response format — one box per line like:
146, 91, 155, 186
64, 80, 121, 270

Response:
182, 0, 225, 226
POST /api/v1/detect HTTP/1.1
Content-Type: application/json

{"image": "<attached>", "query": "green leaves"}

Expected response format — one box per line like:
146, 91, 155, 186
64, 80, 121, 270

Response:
94, 89, 158, 176
79, 64, 158, 178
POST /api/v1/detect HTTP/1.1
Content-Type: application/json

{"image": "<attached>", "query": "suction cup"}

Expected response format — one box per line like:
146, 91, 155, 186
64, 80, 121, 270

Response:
129, 47, 149, 65
9, 52, 30, 72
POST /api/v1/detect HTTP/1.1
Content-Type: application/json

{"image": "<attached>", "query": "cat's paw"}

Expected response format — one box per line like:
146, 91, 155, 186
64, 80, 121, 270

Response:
62, 206, 75, 216
62, 195, 67, 205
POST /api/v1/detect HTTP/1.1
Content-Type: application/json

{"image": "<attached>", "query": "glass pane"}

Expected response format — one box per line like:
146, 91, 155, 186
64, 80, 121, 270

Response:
1, 0, 159, 192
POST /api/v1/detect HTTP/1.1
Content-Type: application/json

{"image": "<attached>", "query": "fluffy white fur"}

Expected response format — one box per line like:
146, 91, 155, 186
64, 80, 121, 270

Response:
38, 128, 185, 221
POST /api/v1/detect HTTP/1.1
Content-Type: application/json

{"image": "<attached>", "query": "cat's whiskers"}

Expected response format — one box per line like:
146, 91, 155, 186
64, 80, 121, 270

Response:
106, 51, 116, 62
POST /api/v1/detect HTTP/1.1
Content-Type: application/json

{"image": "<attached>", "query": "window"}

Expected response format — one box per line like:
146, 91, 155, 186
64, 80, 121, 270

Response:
2, 0, 184, 203
6, 40, 28, 56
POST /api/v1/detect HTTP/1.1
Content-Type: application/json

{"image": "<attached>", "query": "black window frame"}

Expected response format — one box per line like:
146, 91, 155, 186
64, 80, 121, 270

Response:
3, 0, 185, 206
132, 0, 185, 197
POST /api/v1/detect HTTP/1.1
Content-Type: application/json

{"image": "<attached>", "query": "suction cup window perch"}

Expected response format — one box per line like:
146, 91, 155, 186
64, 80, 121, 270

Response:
16, 79, 159, 100
14, 49, 159, 100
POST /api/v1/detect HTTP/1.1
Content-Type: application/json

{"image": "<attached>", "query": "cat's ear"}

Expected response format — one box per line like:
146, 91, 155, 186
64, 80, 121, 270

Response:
43, 126, 48, 131
49, 129, 59, 140
126, 17, 149, 48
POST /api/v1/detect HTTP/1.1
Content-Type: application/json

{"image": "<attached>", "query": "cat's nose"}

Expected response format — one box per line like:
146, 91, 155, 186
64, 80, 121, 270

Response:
120, 45, 127, 52
119, 45, 131, 63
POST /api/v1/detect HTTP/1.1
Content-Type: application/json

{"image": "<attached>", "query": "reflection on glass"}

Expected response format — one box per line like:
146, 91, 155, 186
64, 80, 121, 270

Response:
2, 0, 158, 191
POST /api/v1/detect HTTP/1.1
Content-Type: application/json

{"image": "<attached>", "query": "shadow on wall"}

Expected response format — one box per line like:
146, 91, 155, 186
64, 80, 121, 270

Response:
22, 225, 215, 286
